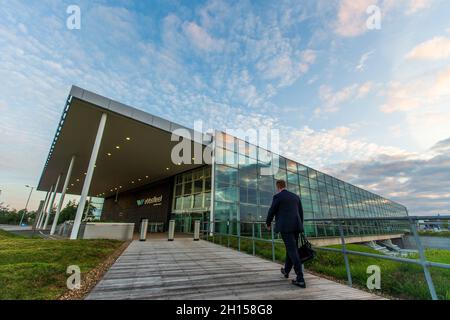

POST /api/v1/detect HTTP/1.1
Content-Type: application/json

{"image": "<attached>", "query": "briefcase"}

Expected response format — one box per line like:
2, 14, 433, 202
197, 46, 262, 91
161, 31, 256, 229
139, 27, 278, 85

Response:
298, 232, 315, 263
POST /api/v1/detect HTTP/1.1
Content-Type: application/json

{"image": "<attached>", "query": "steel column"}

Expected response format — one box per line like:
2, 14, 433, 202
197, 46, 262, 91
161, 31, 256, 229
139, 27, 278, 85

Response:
35, 190, 50, 230
339, 222, 353, 287
50, 155, 75, 235
38, 184, 54, 229
70, 113, 107, 240
43, 174, 61, 230
410, 220, 438, 300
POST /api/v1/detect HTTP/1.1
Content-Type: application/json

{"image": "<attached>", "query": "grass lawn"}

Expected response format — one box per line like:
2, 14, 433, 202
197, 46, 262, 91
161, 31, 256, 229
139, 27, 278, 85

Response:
0, 229, 124, 300
206, 234, 450, 300
418, 231, 450, 238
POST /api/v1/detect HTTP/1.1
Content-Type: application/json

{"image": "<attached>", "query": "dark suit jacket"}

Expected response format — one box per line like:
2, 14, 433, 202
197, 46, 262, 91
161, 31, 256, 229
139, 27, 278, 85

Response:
266, 189, 304, 234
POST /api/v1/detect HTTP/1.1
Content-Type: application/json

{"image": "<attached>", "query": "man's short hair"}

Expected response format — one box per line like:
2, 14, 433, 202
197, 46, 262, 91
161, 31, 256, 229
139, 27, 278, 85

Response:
276, 180, 286, 189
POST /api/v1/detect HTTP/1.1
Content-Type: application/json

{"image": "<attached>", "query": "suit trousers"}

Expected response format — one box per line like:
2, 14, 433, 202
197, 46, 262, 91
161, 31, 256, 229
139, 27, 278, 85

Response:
281, 232, 303, 279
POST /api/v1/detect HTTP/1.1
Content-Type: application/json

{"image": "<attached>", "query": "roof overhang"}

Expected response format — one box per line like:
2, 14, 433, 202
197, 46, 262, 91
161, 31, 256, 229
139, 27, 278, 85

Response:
37, 86, 211, 198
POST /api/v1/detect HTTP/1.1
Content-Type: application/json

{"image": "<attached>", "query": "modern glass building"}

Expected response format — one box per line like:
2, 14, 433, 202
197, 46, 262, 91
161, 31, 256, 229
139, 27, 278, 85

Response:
170, 131, 408, 239
36, 86, 408, 240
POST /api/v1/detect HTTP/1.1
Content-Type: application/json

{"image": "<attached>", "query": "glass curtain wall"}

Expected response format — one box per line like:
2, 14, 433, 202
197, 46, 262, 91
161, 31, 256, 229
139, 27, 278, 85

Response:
171, 166, 211, 233
213, 131, 408, 238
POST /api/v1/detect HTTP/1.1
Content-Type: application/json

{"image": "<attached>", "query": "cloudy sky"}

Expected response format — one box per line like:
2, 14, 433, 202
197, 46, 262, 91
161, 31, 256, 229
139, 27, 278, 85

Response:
0, 0, 449, 215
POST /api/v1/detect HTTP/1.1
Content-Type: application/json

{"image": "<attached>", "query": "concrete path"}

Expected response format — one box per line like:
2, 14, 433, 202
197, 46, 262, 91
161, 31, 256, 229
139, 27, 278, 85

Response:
86, 238, 386, 300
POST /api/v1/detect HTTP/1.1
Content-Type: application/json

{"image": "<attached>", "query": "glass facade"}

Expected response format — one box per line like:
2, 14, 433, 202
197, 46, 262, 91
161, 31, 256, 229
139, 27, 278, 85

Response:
212, 131, 408, 238
171, 166, 211, 233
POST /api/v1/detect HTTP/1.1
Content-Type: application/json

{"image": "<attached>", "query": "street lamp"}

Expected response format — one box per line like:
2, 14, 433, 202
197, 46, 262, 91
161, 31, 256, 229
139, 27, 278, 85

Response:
19, 185, 34, 226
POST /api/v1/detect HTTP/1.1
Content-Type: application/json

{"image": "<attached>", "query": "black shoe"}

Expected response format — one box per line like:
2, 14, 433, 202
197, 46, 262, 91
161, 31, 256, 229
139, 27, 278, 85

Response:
292, 278, 306, 288
280, 268, 289, 278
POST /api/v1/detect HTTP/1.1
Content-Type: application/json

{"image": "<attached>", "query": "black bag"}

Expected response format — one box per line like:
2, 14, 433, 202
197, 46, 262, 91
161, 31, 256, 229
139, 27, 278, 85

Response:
298, 233, 315, 263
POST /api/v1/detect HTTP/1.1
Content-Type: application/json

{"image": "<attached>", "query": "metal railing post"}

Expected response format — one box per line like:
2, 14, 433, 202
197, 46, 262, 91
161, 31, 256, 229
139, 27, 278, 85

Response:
409, 220, 438, 300
227, 220, 230, 248
238, 221, 241, 252
252, 223, 255, 256
271, 225, 275, 262
338, 221, 353, 287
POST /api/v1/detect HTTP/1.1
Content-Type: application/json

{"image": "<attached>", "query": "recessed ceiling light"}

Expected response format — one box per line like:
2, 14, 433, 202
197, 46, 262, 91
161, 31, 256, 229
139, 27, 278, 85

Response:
145, 176, 149, 178
107, 153, 112, 156
131, 181, 135, 184
126, 137, 131, 141
76, 179, 79, 182
166, 167, 170, 170
138, 179, 141, 181
119, 186, 122, 188
71, 184, 74, 186
116, 146, 120, 149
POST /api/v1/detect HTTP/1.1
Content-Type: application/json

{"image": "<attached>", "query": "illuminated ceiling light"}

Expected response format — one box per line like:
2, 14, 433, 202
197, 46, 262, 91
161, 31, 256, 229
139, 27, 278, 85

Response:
76, 179, 79, 182
126, 137, 131, 141
71, 184, 74, 186
84, 172, 87, 175
166, 167, 170, 170
116, 146, 120, 149
145, 176, 149, 179
119, 186, 122, 189
107, 153, 112, 156
114, 188, 118, 190
138, 178, 141, 181
131, 181, 135, 184
110, 189, 113, 192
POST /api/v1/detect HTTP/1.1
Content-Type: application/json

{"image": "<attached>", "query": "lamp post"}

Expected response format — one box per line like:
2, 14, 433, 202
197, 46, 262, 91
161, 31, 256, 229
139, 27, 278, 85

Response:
19, 185, 34, 226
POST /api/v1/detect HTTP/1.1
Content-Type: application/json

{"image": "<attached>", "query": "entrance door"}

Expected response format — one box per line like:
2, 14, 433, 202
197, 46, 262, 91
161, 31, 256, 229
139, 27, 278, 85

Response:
174, 211, 209, 234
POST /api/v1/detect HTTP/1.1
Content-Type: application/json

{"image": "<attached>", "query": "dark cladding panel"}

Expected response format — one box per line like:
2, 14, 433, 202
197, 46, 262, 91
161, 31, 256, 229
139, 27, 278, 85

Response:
102, 178, 173, 230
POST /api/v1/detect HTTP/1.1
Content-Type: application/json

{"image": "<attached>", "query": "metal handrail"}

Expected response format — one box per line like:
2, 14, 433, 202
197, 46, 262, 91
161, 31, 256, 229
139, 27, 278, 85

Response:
196, 216, 450, 300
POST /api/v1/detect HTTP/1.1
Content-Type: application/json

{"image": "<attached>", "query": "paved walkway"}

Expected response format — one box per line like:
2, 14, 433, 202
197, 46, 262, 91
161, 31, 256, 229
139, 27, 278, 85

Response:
86, 238, 385, 300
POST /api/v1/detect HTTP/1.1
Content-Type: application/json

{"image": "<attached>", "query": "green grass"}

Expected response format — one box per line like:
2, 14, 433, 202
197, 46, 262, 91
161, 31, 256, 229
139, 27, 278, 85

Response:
206, 234, 450, 300
418, 230, 450, 238
0, 230, 124, 300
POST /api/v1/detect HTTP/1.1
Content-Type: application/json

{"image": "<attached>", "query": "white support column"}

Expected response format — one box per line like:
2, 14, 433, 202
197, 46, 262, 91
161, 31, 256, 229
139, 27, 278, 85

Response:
44, 174, 61, 230
209, 130, 216, 236
34, 190, 50, 230
50, 155, 76, 235
70, 113, 107, 240
38, 185, 54, 229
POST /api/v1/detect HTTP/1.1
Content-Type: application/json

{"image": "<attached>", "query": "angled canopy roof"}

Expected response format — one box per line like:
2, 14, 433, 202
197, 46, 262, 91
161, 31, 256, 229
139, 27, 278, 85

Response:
37, 86, 210, 198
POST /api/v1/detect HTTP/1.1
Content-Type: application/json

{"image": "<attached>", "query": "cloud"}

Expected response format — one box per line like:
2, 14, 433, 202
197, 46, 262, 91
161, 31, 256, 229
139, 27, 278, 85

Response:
334, 0, 374, 37
406, 36, 450, 60
356, 50, 374, 71
182, 21, 225, 52
333, 0, 435, 37
381, 68, 450, 113
327, 137, 450, 215
280, 124, 409, 169
380, 68, 450, 148
314, 81, 373, 116
406, 0, 434, 15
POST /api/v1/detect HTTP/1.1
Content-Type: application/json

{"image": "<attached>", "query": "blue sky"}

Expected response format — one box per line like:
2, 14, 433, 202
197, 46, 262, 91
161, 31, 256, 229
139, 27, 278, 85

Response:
0, 0, 449, 215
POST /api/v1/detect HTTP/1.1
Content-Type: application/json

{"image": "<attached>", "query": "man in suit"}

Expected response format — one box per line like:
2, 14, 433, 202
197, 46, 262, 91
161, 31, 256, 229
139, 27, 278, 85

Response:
266, 179, 306, 288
